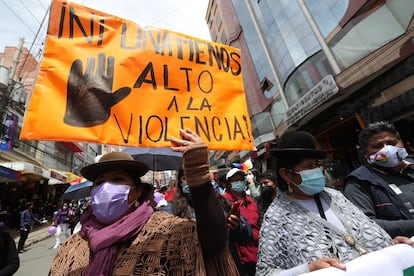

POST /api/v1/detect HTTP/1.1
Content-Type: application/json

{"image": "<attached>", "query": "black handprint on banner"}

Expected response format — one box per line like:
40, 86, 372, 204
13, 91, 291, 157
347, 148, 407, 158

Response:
63, 53, 131, 127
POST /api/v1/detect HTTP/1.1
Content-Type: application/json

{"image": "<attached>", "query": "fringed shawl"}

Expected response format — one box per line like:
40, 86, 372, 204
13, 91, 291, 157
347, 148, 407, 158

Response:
50, 211, 239, 275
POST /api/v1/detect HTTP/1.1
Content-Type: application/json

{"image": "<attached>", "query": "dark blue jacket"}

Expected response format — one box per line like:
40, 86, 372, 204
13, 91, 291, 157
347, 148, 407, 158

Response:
344, 164, 414, 237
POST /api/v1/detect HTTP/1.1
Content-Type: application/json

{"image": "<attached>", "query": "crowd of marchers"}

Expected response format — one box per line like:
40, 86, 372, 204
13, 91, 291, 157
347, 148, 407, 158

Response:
2, 121, 414, 275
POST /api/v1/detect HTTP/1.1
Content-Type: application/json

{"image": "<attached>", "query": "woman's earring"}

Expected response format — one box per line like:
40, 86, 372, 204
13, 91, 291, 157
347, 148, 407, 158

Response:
288, 183, 293, 194
134, 200, 140, 208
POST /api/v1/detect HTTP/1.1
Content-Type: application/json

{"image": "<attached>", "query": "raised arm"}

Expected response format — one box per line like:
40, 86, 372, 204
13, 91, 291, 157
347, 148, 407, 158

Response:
170, 128, 227, 257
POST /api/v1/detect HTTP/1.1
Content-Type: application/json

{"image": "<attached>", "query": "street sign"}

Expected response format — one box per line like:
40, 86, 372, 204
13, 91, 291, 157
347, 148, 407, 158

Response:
285, 74, 339, 127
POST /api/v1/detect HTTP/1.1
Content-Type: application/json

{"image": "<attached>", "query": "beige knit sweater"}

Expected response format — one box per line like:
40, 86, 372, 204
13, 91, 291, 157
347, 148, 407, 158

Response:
50, 211, 238, 276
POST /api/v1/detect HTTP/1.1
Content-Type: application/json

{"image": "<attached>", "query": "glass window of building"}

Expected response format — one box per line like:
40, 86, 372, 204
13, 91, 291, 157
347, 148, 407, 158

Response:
256, 0, 321, 82
284, 51, 334, 106
250, 112, 274, 138
331, 3, 410, 68
305, 0, 348, 37
270, 99, 285, 127
220, 31, 227, 44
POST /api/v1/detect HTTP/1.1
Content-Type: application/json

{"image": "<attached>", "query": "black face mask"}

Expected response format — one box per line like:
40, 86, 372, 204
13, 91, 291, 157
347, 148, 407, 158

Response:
261, 186, 275, 199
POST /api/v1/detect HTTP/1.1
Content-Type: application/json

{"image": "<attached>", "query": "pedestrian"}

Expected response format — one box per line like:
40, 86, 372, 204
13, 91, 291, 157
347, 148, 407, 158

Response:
246, 169, 261, 198
153, 189, 164, 206
161, 166, 252, 275
256, 130, 413, 275
52, 202, 73, 249
255, 169, 277, 227
69, 200, 81, 234
216, 168, 228, 194
223, 168, 259, 276
0, 222, 19, 275
327, 160, 350, 190
344, 121, 414, 237
49, 128, 238, 275
140, 183, 157, 209
17, 202, 43, 253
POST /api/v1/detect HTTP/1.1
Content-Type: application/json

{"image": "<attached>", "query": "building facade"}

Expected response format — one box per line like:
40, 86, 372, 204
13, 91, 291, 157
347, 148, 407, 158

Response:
206, 0, 414, 174
0, 42, 101, 226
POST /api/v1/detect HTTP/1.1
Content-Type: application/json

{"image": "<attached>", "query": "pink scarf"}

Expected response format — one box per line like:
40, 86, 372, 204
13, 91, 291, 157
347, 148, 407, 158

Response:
80, 201, 154, 276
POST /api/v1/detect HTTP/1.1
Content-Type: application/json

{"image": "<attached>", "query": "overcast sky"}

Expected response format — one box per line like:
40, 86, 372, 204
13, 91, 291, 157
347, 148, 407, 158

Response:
0, 0, 211, 57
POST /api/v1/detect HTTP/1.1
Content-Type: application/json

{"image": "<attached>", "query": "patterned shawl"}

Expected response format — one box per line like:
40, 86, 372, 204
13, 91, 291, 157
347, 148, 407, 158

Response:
257, 188, 393, 274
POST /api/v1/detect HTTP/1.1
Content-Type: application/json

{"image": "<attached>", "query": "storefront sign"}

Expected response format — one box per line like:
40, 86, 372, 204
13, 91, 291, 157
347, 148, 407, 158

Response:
50, 170, 67, 182
20, 0, 253, 151
0, 165, 21, 181
285, 75, 339, 127
0, 162, 51, 179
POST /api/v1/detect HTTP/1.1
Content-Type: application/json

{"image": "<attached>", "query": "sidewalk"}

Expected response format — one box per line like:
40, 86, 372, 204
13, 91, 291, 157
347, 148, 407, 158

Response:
12, 224, 52, 248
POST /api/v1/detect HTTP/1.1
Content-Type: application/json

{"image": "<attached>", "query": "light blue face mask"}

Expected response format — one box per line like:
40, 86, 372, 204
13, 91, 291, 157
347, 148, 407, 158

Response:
231, 180, 247, 193
293, 167, 325, 195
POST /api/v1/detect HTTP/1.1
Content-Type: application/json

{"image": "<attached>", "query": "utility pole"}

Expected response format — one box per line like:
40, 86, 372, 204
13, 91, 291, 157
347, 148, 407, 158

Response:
9, 38, 25, 80
0, 38, 24, 112
0, 38, 25, 146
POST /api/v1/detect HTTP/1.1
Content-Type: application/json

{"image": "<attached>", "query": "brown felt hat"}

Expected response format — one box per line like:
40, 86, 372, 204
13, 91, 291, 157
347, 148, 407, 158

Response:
270, 131, 326, 159
81, 152, 149, 181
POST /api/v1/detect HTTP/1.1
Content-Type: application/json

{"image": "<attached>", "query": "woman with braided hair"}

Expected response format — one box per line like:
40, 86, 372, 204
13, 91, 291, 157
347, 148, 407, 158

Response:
50, 128, 238, 275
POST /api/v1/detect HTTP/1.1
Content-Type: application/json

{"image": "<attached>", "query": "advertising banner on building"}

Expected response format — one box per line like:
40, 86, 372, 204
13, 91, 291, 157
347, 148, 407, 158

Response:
0, 165, 21, 181
285, 75, 339, 127
0, 114, 18, 150
20, 0, 253, 151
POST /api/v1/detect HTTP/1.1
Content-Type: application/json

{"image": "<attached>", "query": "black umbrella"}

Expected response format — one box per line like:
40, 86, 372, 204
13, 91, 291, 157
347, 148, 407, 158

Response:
122, 147, 183, 171
61, 180, 93, 200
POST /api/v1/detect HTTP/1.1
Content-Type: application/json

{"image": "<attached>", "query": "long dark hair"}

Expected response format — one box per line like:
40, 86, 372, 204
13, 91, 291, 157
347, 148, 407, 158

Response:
172, 167, 194, 219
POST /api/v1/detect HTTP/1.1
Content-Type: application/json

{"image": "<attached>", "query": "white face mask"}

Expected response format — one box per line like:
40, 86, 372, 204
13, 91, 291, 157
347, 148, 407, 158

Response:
368, 145, 408, 168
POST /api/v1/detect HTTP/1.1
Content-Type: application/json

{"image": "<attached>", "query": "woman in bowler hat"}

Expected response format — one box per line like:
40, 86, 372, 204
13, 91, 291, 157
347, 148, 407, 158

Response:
256, 131, 413, 275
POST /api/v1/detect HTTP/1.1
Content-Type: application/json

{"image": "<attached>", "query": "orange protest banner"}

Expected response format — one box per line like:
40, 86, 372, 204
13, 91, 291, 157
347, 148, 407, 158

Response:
20, 0, 254, 150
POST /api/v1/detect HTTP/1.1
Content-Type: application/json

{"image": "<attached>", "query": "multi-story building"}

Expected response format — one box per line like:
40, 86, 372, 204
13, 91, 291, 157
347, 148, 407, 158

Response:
206, 0, 414, 173
0, 41, 101, 219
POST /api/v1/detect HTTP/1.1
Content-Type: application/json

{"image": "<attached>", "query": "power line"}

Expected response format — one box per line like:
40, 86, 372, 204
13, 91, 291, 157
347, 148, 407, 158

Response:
18, 0, 42, 25
36, 0, 47, 11
17, 4, 50, 80
18, 0, 49, 38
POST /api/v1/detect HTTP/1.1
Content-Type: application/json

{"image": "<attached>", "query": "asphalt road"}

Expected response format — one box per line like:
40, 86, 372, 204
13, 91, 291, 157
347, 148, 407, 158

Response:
15, 235, 61, 276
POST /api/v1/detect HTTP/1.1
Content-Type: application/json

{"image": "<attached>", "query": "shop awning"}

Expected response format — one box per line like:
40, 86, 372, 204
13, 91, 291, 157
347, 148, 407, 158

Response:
66, 172, 81, 183
0, 161, 50, 182
0, 165, 21, 182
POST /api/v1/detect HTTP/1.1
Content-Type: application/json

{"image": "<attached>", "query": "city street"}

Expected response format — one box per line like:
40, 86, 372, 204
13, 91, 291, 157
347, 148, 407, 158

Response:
15, 235, 60, 276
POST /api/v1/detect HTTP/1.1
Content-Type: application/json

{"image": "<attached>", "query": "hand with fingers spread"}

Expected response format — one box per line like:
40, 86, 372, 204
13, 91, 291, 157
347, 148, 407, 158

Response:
171, 129, 211, 187
63, 53, 131, 127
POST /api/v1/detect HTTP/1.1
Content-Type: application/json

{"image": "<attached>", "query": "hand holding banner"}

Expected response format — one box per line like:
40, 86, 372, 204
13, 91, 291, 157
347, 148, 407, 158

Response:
300, 244, 414, 276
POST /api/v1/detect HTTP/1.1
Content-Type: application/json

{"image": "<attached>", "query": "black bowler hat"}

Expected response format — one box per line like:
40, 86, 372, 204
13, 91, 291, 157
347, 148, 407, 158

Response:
270, 131, 326, 158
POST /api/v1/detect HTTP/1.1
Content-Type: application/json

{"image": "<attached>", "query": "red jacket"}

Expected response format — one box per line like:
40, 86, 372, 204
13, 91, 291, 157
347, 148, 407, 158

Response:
164, 187, 176, 202
223, 191, 259, 264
